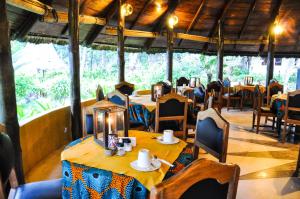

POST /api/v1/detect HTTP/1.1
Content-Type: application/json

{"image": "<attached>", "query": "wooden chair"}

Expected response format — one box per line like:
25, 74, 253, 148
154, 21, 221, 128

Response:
150, 159, 240, 199
0, 125, 62, 199
252, 85, 276, 134
267, 82, 284, 107
115, 81, 135, 95
222, 86, 242, 111
193, 108, 229, 163
155, 93, 188, 139
282, 90, 300, 143
176, 77, 190, 92
205, 81, 223, 113
107, 90, 129, 108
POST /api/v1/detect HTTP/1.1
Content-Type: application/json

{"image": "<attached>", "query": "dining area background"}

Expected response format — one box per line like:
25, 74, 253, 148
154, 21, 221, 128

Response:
1, 0, 300, 199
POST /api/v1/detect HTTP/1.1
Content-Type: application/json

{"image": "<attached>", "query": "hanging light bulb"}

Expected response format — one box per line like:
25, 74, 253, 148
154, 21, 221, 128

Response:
168, 15, 178, 29
121, 3, 133, 17
155, 2, 162, 12
273, 23, 284, 35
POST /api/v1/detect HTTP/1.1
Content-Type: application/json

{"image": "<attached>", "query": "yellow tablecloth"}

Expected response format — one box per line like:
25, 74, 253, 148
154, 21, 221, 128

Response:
234, 85, 266, 93
61, 130, 187, 190
129, 95, 156, 112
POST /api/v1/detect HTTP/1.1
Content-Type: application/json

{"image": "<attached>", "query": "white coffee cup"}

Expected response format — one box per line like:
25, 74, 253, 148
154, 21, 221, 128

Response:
137, 149, 151, 168
163, 130, 174, 143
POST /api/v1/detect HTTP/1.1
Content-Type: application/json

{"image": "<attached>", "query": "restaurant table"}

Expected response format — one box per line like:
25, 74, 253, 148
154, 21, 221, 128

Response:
234, 84, 266, 93
61, 130, 193, 199
270, 94, 300, 140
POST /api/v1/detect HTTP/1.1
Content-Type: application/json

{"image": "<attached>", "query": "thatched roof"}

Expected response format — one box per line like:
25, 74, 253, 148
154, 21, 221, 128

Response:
6, 0, 300, 56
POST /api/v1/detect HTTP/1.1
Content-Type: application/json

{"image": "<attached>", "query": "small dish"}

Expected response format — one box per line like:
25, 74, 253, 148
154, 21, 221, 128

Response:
156, 136, 180, 145
130, 159, 161, 172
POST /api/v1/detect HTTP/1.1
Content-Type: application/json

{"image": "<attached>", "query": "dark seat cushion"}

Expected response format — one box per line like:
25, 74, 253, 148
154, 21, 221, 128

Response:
13, 179, 62, 199
288, 111, 300, 120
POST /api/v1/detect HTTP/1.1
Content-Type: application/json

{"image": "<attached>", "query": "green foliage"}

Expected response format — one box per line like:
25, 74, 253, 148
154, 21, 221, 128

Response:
50, 78, 70, 103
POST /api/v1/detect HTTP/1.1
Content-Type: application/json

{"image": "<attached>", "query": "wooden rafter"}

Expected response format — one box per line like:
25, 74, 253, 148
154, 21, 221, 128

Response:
144, 0, 180, 49
83, 0, 117, 46
124, 0, 152, 42
258, 0, 283, 55
61, 0, 89, 35
202, 0, 235, 52
177, 0, 206, 47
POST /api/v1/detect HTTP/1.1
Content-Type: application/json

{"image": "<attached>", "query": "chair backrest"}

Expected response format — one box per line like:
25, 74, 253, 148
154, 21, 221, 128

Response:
155, 93, 188, 134
194, 108, 229, 163
115, 81, 135, 95
107, 90, 129, 109
284, 90, 300, 122
253, 85, 263, 111
223, 78, 231, 88
205, 81, 223, 112
176, 77, 190, 87
267, 82, 283, 106
157, 81, 172, 95
150, 159, 240, 199
96, 85, 105, 101
0, 125, 18, 198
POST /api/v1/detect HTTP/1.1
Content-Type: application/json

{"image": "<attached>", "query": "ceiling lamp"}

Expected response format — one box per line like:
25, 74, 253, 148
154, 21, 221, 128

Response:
155, 2, 162, 12
121, 3, 133, 17
168, 15, 178, 29
273, 22, 284, 35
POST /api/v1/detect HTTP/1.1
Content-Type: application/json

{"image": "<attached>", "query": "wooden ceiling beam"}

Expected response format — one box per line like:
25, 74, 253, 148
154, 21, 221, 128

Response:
177, 0, 206, 47
258, 0, 283, 55
61, 0, 89, 35
144, 0, 180, 49
202, 0, 235, 52
7, 0, 106, 26
124, 0, 152, 42
82, 0, 117, 46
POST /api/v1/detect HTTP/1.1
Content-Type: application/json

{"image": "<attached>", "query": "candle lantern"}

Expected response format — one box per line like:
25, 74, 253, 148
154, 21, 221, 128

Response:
190, 77, 200, 88
151, 83, 164, 102
244, 76, 253, 86
92, 100, 128, 149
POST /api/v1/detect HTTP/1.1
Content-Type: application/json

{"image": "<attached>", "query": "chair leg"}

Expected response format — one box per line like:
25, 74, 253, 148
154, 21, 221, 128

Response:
252, 112, 256, 129
282, 122, 287, 143
265, 116, 268, 124
272, 117, 275, 130
227, 99, 230, 111
256, 114, 261, 134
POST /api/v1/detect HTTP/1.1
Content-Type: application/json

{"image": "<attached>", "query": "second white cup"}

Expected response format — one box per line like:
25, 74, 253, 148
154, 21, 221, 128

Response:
163, 130, 174, 143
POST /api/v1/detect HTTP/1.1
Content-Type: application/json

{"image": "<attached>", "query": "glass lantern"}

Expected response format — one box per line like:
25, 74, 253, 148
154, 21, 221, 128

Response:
151, 84, 164, 102
190, 77, 200, 88
92, 101, 128, 149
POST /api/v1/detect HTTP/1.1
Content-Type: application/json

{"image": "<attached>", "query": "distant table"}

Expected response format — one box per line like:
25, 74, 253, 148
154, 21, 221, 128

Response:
61, 130, 193, 199
234, 85, 266, 93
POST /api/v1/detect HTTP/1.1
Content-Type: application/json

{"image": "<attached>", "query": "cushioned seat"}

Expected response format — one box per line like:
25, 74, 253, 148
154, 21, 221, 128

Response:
13, 179, 62, 199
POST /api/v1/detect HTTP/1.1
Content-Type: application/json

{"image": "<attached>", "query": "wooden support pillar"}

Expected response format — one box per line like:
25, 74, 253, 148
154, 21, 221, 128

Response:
296, 68, 300, 90
117, 0, 125, 82
217, 21, 224, 81
68, 0, 82, 140
266, 31, 275, 87
166, 27, 174, 83
0, 0, 25, 184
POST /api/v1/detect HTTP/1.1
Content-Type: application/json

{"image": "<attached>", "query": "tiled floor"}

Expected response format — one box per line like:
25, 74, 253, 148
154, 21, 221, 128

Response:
25, 109, 300, 198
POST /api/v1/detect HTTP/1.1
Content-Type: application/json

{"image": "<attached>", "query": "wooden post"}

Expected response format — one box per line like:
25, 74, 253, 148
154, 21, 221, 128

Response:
217, 21, 224, 81
266, 30, 275, 87
166, 27, 174, 83
68, 0, 82, 140
0, 0, 25, 184
117, 0, 125, 82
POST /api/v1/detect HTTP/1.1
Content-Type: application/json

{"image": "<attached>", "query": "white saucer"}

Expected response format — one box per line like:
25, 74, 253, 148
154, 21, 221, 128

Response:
130, 159, 161, 172
156, 136, 180, 145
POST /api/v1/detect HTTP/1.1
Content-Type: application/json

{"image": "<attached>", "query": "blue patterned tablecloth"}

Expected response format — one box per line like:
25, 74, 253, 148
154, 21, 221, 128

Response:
62, 138, 193, 199
128, 102, 154, 128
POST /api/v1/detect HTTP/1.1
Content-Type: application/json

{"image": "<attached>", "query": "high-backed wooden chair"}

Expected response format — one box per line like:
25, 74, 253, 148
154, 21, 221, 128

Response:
222, 79, 242, 111
193, 108, 229, 163
150, 159, 240, 199
176, 77, 190, 88
267, 82, 284, 106
282, 90, 300, 143
107, 90, 129, 108
252, 85, 276, 133
155, 93, 188, 139
0, 125, 62, 199
115, 81, 135, 95
205, 81, 223, 113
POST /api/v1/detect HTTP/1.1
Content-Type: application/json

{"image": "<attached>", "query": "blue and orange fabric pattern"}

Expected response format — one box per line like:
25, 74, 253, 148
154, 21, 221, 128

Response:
128, 103, 154, 128
271, 98, 286, 118
62, 140, 193, 199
